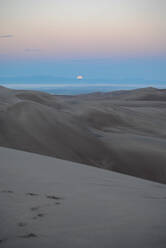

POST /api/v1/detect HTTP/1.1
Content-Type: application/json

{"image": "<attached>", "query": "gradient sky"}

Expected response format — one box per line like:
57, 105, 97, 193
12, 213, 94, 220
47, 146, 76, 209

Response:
0, 0, 166, 84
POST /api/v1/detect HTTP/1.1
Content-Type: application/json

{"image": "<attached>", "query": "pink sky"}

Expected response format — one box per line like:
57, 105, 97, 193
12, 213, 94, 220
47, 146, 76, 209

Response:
0, 0, 166, 59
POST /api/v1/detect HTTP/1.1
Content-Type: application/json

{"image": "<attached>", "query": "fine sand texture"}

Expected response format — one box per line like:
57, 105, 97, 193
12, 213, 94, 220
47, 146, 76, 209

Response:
0, 86, 166, 183
0, 147, 166, 248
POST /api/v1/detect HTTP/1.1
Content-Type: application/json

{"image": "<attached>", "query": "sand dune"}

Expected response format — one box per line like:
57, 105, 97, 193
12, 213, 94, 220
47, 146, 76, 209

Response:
0, 86, 166, 183
0, 147, 166, 248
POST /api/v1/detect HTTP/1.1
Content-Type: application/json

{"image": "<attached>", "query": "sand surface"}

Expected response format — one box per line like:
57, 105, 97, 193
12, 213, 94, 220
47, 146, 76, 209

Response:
0, 86, 166, 183
0, 147, 166, 248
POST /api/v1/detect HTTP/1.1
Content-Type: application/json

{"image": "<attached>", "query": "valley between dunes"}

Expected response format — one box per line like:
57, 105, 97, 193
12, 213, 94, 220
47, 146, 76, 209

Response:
0, 86, 166, 183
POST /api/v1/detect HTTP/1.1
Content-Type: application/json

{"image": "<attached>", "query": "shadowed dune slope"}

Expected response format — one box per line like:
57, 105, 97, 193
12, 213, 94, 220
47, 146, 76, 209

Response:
0, 86, 166, 183
0, 100, 113, 167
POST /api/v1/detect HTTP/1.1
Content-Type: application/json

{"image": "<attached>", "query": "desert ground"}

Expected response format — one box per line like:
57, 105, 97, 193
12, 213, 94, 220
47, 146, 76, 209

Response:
0, 147, 166, 248
0, 86, 166, 183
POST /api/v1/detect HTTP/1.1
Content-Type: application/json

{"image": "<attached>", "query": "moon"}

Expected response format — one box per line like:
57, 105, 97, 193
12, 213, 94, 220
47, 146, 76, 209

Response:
76, 75, 83, 80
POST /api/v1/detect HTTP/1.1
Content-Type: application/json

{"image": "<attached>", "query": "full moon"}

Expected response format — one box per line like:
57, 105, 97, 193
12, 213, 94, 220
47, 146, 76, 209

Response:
76, 75, 83, 80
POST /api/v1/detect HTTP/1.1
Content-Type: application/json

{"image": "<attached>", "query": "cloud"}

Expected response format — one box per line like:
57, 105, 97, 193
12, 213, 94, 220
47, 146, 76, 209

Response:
24, 48, 41, 52
0, 34, 13, 38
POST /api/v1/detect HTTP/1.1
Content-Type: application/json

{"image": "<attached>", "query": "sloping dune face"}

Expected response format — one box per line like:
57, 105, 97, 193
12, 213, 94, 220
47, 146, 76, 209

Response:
0, 100, 113, 168
0, 147, 166, 248
0, 88, 113, 168
0, 86, 166, 183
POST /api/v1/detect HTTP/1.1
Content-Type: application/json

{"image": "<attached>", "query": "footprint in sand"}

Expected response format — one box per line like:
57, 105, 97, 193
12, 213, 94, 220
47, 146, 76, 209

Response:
32, 213, 45, 220
1, 190, 14, 194
37, 213, 45, 217
18, 222, 27, 227
46, 195, 62, 200
19, 233, 37, 238
30, 206, 40, 211
26, 193, 39, 196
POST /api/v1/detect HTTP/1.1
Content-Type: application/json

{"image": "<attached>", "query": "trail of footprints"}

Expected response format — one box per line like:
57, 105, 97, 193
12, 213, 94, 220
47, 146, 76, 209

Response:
0, 189, 63, 243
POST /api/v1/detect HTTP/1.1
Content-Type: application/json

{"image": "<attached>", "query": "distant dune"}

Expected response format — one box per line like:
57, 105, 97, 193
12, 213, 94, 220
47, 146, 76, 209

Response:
0, 86, 166, 183
0, 147, 166, 248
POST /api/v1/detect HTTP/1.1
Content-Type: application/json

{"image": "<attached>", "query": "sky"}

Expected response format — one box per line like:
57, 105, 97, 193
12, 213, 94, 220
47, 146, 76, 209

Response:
0, 0, 166, 86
